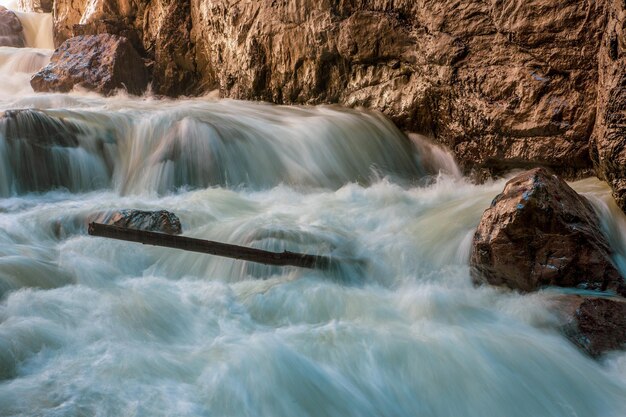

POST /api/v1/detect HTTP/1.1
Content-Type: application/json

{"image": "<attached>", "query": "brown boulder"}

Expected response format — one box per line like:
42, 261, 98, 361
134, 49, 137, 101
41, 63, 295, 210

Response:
88, 209, 182, 235
30, 34, 148, 96
471, 168, 625, 295
52, 0, 196, 96
550, 295, 626, 357
0, 6, 25, 48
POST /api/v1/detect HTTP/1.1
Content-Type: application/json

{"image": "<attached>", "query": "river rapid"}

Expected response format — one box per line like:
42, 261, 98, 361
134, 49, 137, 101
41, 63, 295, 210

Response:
1, 4, 626, 417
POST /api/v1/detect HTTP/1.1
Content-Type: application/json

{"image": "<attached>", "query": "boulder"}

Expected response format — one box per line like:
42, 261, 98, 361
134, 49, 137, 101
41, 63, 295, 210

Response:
550, 294, 626, 357
52, 0, 195, 96
0, 6, 25, 48
30, 34, 148, 96
88, 209, 182, 235
471, 168, 625, 296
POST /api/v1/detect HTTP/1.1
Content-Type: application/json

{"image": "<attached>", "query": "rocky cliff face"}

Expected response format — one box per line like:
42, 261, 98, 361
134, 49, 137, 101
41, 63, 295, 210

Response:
593, 0, 626, 214
190, 0, 604, 181
50, 0, 626, 211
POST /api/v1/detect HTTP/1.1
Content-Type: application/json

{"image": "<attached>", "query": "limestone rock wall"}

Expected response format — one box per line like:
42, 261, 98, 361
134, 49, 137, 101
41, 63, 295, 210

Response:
593, 0, 626, 213
50, 0, 626, 211
189, 1, 606, 180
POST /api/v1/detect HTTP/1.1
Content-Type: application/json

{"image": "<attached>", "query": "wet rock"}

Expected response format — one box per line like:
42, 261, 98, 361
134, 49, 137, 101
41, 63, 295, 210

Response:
48, 0, 626, 200
592, 0, 626, 214
0, 5, 25, 48
88, 209, 182, 235
53, 0, 196, 96
471, 168, 625, 296
30, 34, 148, 96
550, 295, 626, 357
1, 108, 79, 148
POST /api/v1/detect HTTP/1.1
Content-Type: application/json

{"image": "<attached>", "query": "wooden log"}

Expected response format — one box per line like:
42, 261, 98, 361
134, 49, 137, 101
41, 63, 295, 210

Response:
88, 222, 333, 270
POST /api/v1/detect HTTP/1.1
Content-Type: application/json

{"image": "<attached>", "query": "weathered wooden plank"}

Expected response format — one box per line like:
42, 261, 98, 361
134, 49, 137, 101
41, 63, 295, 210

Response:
88, 222, 332, 269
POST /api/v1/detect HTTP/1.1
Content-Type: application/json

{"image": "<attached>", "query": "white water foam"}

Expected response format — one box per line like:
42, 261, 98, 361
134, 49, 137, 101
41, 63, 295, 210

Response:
0, 7, 625, 417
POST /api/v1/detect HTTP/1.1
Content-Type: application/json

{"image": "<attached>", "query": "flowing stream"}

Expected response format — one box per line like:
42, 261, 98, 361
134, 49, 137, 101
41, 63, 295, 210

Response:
0, 4, 625, 417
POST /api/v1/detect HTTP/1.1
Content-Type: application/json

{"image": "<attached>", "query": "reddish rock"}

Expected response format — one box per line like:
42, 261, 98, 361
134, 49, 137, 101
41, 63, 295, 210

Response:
30, 34, 148, 96
471, 168, 625, 296
53, 0, 195, 96
550, 295, 626, 357
592, 0, 626, 214
88, 209, 182, 235
0, 6, 25, 48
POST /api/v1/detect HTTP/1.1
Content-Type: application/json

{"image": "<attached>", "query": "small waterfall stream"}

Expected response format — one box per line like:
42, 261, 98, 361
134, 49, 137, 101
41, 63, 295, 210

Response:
0, 3, 625, 417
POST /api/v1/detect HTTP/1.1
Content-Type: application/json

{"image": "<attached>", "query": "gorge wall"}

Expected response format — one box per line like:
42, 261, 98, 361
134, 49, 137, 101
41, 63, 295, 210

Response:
49, 0, 626, 210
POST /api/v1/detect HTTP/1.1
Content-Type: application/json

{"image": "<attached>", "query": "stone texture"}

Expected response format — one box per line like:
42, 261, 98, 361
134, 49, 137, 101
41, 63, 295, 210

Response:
30, 34, 148, 95
88, 209, 182, 234
53, 0, 196, 96
188, 0, 604, 180
47, 0, 626, 205
550, 294, 626, 357
592, 0, 626, 214
471, 168, 625, 296
0, 5, 25, 48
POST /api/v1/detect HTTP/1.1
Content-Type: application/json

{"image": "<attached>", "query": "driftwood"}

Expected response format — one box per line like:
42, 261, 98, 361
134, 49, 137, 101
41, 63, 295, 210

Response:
88, 222, 332, 270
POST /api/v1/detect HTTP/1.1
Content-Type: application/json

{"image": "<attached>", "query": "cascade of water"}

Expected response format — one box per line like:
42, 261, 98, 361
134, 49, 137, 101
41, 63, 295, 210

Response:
0, 103, 430, 196
0, 3, 624, 416
13, 10, 53, 49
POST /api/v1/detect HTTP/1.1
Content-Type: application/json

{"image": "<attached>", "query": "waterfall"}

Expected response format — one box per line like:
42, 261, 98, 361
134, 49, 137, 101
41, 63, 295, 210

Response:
0, 103, 427, 195
0, 3, 625, 417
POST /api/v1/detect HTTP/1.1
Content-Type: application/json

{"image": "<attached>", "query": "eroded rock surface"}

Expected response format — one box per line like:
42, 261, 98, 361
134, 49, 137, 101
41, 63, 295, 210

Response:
53, 0, 196, 96
46, 0, 626, 208
593, 0, 626, 213
88, 209, 182, 235
31, 34, 148, 95
0, 5, 25, 48
471, 168, 625, 295
550, 294, 626, 357
188, 1, 602, 180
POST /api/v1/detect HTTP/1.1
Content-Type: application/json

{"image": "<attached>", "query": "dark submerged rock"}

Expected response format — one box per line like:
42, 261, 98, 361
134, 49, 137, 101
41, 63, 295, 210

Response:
471, 168, 625, 296
0, 109, 95, 194
31, 34, 148, 96
550, 295, 626, 357
88, 209, 182, 235
0, 5, 25, 48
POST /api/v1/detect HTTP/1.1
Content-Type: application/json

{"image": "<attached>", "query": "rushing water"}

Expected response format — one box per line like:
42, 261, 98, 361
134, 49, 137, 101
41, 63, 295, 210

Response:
0, 5, 626, 417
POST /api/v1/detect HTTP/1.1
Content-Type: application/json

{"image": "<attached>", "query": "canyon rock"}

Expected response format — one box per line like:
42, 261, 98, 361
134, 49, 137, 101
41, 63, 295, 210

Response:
88, 209, 182, 235
593, 0, 626, 214
471, 168, 625, 296
47, 0, 626, 208
550, 294, 626, 357
188, 0, 602, 180
0, 5, 25, 48
30, 34, 148, 95
53, 0, 196, 96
